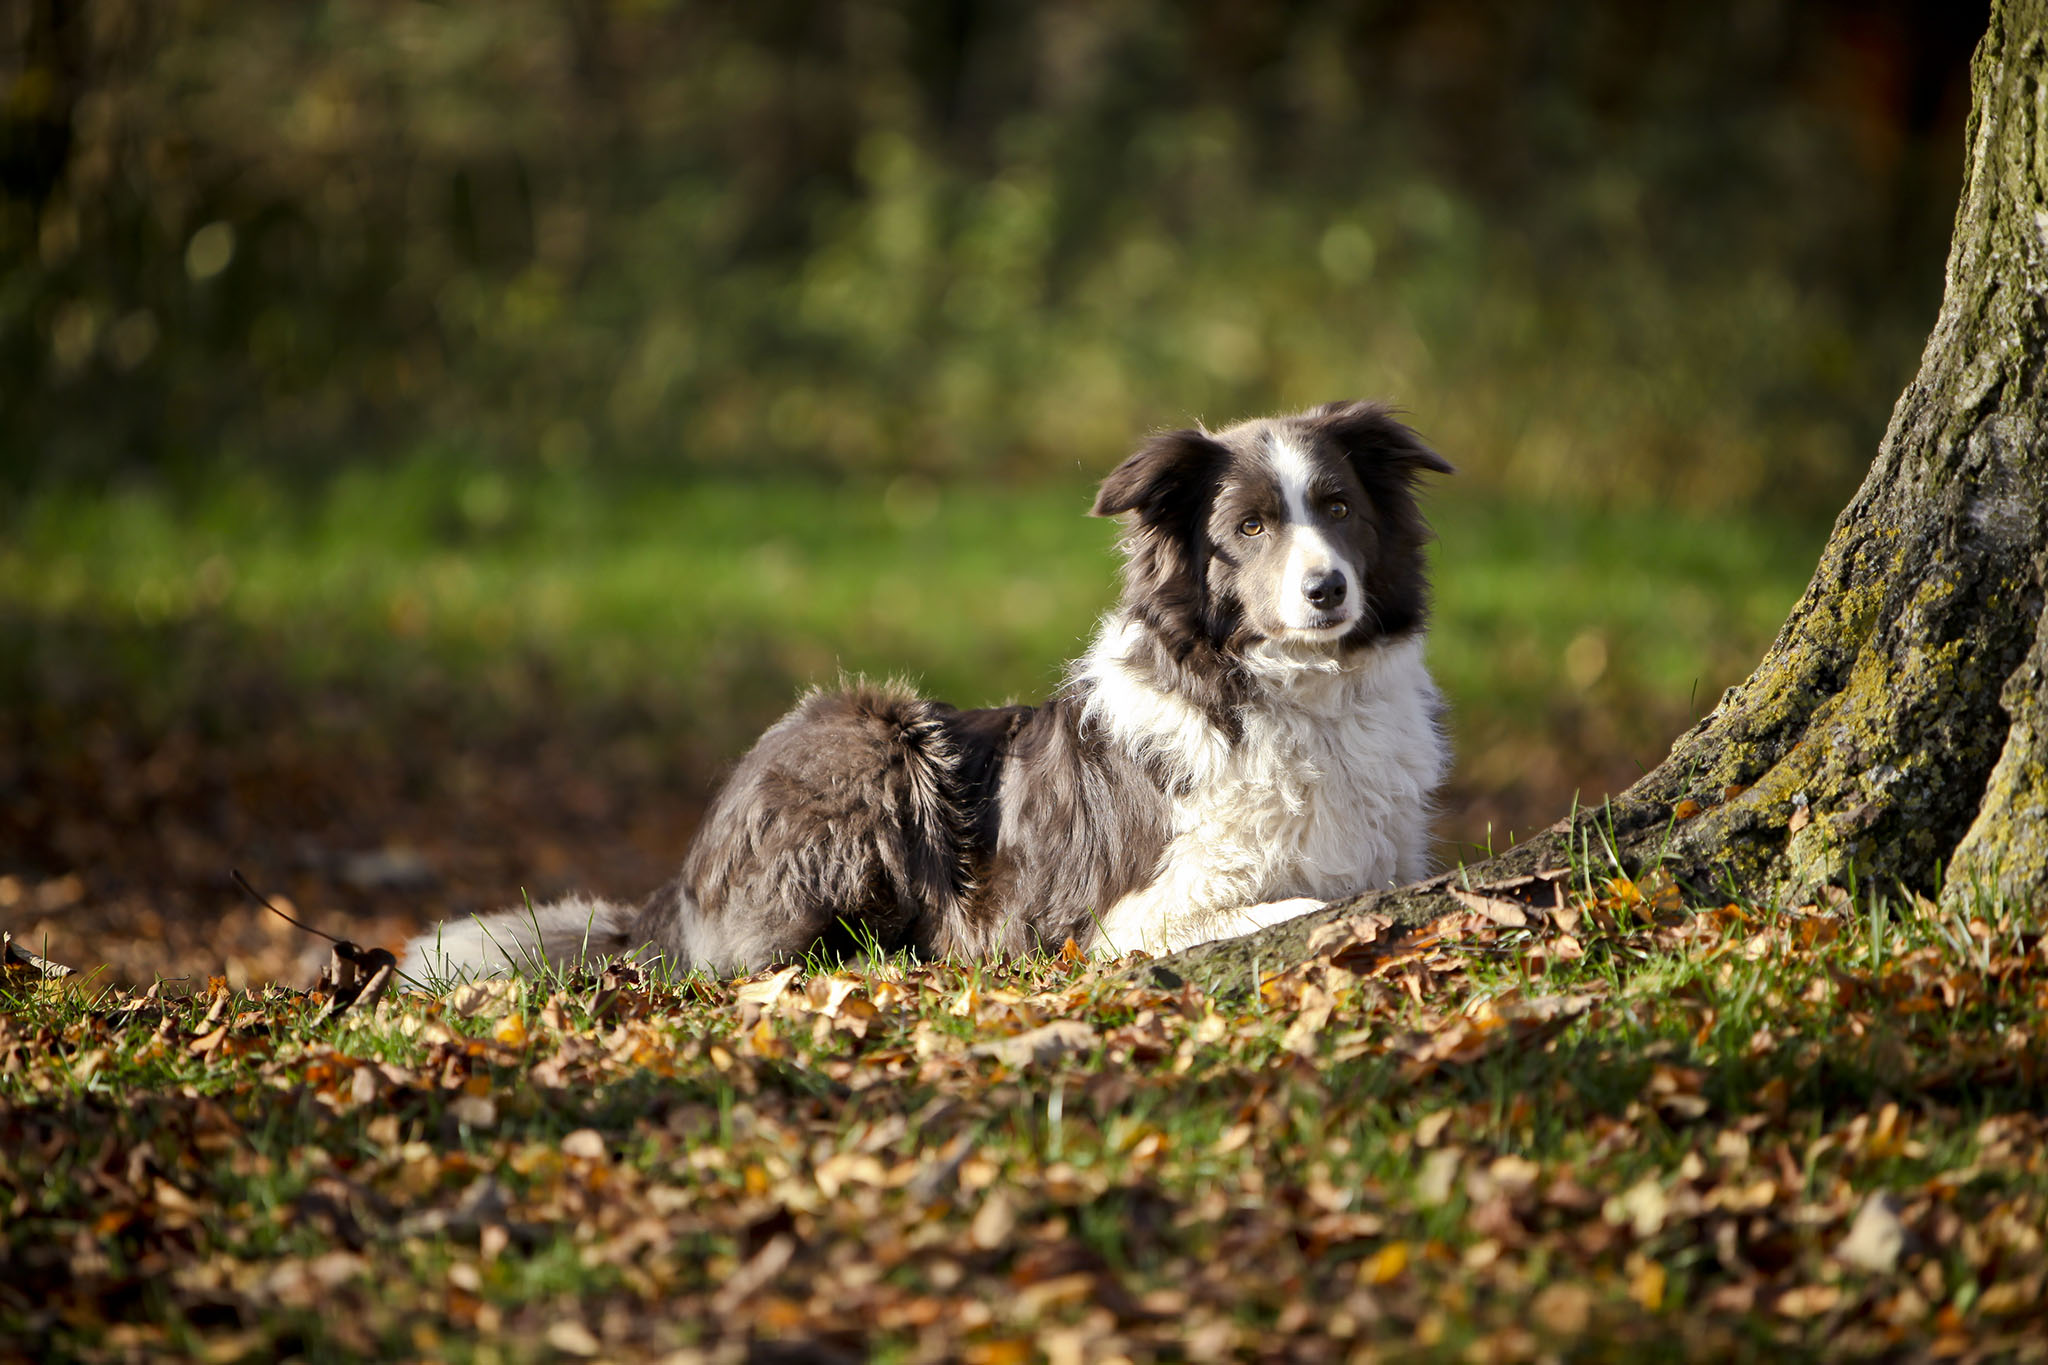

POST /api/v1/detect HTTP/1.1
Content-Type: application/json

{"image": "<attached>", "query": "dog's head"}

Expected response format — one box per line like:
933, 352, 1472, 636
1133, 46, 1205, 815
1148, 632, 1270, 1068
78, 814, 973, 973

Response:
1092, 401, 1451, 659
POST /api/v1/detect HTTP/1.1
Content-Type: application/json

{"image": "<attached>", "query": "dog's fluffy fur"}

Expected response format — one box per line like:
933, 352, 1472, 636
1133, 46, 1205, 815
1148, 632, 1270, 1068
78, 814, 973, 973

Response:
403, 401, 1451, 981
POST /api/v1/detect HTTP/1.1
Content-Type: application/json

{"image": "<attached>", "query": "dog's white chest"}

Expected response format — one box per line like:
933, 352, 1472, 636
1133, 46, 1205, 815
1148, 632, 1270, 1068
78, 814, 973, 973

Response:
1081, 627, 1445, 955
1172, 652, 1441, 899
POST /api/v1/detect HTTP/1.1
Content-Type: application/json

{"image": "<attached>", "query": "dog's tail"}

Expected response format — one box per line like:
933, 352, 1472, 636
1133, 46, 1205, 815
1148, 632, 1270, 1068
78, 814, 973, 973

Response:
399, 894, 644, 986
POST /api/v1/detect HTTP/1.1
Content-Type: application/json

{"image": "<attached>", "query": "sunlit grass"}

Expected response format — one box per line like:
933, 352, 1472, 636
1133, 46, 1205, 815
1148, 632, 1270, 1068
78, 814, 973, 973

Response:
3, 463, 1821, 696
5, 869, 2043, 1360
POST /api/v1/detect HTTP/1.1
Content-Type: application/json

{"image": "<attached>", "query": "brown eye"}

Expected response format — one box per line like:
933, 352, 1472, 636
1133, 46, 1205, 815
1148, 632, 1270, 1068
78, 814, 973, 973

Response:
1239, 515, 1265, 537
1328, 499, 1349, 520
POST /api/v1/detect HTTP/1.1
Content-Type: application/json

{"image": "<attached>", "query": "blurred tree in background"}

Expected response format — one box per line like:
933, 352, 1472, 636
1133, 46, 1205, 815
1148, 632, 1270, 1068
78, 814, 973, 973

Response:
1, 0, 1981, 511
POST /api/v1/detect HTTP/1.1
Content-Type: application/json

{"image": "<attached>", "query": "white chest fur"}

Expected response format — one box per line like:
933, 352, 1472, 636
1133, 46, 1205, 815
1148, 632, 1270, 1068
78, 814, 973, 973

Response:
1077, 620, 1446, 954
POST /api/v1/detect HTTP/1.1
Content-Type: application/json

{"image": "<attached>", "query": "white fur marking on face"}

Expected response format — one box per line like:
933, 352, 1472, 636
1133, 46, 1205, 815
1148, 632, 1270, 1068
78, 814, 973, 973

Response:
1268, 436, 1318, 526
1267, 437, 1360, 635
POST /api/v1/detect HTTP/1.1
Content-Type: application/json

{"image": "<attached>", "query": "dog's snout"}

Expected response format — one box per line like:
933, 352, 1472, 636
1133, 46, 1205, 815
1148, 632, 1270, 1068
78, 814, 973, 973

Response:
1303, 570, 1347, 609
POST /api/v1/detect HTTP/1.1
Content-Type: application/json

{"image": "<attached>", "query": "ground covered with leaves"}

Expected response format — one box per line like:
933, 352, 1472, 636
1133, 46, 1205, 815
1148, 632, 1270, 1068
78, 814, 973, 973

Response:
6, 872, 2046, 1363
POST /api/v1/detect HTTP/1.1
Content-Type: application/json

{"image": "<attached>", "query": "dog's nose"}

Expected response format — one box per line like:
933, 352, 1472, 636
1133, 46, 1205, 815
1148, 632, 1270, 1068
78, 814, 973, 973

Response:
1303, 571, 1347, 609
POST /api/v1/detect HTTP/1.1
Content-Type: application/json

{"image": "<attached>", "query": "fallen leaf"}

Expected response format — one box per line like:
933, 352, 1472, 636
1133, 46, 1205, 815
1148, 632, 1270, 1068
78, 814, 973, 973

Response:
1358, 1241, 1409, 1285
969, 1020, 1096, 1068
560, 1129, 607, 1162
543, 1321, 602, 1356
1775, 1284, 1841, 1318
970, 1192, 1017, 1250
449, 978, 522, 1020
1607, 1179, 1669, 1238
1531, 1281, 1594, 1335
734, 964, 801, 1009
1836, 1192, 1908, 1273
2, 931, 75, 979
1448, 887, 1529, 927
448, 1095, 496, 1129
1627, 1254, 1666, 1311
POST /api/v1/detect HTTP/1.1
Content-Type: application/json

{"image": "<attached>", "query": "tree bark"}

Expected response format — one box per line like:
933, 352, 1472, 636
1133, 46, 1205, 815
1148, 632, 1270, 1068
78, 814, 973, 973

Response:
1167, 0, 2048, 991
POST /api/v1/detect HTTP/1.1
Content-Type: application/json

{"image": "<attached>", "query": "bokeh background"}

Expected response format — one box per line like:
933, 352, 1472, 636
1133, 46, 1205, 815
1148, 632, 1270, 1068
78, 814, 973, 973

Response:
1, 0, 1985, 984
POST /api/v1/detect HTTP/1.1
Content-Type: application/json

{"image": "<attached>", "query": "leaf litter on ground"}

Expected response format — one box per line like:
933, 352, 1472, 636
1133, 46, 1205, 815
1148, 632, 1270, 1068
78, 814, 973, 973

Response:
4, 866, 2048, 1363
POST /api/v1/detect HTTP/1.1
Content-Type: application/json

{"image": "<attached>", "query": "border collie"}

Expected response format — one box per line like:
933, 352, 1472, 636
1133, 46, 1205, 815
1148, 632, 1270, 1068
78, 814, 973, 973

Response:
402, 401, 1450, 981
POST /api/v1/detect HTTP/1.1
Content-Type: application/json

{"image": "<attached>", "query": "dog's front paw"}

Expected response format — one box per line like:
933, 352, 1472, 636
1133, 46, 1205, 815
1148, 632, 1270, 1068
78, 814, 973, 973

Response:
1232, 896, 1327, 931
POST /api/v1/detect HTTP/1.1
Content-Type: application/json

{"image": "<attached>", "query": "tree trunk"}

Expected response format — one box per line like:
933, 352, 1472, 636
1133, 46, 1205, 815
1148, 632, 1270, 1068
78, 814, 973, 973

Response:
1168, 0, 2048, 990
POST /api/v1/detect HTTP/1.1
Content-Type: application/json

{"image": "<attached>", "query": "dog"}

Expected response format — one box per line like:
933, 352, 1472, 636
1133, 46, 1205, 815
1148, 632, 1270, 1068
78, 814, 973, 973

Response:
402, 400, 1451, 982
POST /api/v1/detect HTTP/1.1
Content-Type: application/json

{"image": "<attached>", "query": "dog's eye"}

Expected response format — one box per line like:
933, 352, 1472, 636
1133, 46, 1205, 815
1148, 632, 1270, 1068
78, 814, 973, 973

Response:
1327, 499, 1349, 520
1239, 515, 1265, 537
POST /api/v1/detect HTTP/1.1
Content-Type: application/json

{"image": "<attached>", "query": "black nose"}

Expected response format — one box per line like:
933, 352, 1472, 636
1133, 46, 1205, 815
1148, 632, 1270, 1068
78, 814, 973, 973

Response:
1303, 571, 1347, 609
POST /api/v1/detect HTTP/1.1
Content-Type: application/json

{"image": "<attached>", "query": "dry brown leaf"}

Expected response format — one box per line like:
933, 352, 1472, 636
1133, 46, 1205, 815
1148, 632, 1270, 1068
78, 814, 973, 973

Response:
1607, 1178, 1669, 1238
969, 1192, 1017, 1250
1775, 1284, 1842, 1318
448, 1095, 496, 1129
2, 930, 75, 979
543, 1321, 602, 1356
1448, 887, 1530, 927
968, 1020, 1096, 1068
448, 978, 522, 1019
734, 965, 801, 1009
1531, 1281, 1594, 1335
559, 1129, 607, 1162
1836, 1191, 1909, 1273
1280, 986, 1335, 1057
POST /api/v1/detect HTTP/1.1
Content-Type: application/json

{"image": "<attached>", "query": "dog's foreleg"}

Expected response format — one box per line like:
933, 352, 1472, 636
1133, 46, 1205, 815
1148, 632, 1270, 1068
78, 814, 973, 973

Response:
1089, 892, 1327, 958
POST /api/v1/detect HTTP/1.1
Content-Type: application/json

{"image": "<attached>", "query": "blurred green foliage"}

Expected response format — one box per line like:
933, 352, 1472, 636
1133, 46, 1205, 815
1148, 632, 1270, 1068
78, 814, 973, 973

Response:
2, 0, 1978, 511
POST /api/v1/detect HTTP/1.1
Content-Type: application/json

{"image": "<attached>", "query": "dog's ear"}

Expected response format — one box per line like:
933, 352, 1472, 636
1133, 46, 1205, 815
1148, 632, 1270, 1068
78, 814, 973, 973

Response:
1091, 429, 1229, 520
1306, 400, 1453, 481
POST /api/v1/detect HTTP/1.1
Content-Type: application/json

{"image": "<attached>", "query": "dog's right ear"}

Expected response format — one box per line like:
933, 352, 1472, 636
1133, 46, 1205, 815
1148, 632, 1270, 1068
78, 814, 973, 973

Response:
1091, 429, 1228, 520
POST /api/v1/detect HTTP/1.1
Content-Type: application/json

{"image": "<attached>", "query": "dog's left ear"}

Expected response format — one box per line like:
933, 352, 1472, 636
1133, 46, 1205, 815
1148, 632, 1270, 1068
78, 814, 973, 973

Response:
1306, 401, 1453, 482
1091, 428, 1229, 521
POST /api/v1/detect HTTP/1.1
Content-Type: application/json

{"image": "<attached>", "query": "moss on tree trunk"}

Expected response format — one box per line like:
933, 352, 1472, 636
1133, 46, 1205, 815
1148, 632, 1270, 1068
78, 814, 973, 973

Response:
1166, 0, 2048, 992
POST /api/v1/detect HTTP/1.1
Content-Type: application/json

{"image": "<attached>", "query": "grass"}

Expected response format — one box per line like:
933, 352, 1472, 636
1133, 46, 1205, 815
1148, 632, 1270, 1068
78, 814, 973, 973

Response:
0, 463, 1823, 849
9, 464, 1938, 1359
5, 870, 2045, 1361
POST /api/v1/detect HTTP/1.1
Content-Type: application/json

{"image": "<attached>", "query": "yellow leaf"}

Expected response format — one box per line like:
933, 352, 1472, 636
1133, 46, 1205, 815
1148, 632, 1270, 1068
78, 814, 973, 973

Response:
493, 1012, 528, 1047
1977, 1281, 2031, 1317
747, 1016, 789, 1059
1359, 1241, 1409, 1285
1627, 1254, 1666, 1311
